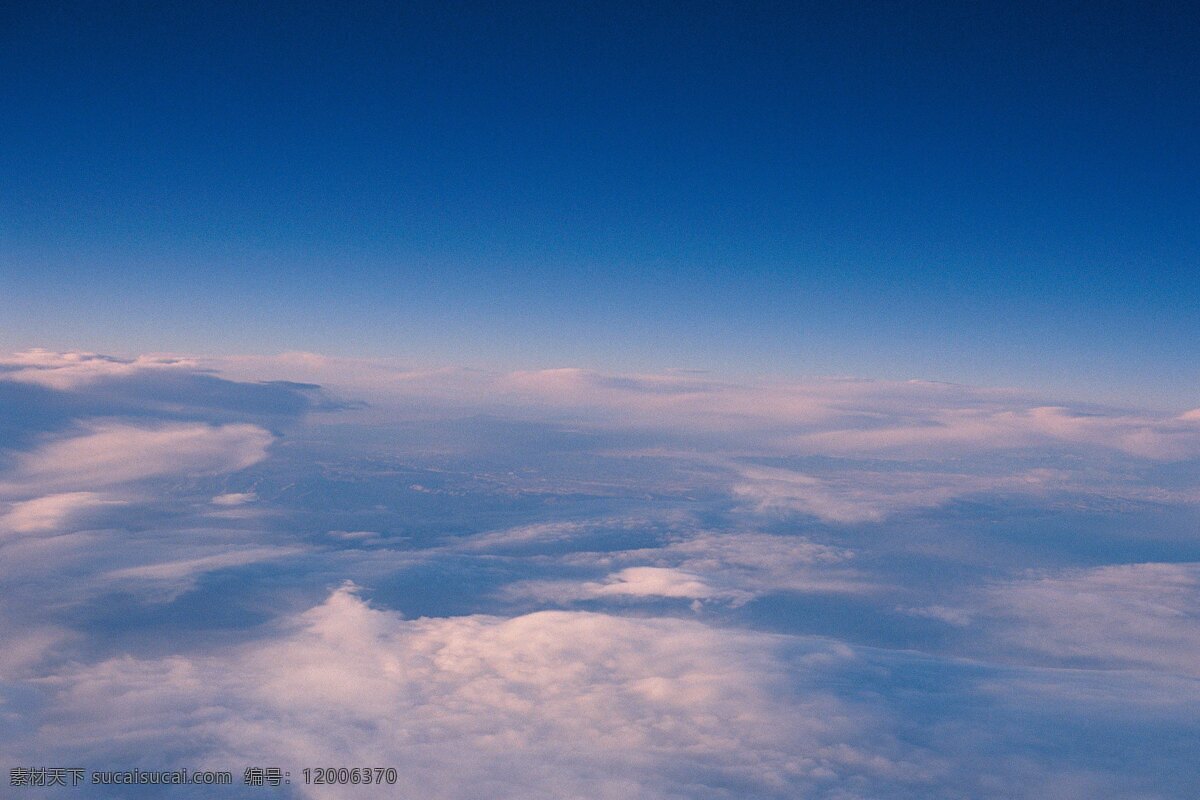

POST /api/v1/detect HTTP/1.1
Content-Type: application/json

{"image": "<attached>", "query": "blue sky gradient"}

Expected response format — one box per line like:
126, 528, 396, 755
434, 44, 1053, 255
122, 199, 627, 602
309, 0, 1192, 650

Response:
2, 10, 1200, 794
2, 1, 1198, 404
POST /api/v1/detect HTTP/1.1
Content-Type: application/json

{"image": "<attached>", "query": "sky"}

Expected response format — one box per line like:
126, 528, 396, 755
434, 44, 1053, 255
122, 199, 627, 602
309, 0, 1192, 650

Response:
2, 3, 1200, 799
2, 1, 1198, 404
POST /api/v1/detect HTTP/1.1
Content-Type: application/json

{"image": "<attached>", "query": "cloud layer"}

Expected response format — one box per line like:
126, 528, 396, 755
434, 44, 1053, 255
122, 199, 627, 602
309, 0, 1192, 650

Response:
2, 350, 1197, 798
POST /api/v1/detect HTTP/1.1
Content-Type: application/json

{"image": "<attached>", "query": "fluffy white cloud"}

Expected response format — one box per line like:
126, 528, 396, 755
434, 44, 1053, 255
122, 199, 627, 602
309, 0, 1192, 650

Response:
22, 586, 931, 799
586, 566, 721, 598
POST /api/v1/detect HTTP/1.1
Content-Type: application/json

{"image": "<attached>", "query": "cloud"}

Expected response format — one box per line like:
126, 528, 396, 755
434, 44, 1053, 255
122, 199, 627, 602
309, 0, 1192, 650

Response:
0, 351, 348, 439
100, 546, 305, 600
730, 463, 1068, 524
732, 466, 888, 523
3, 349, 1198, 798
452, 516, 692, 553
455, 520, 597, 550
978, 562, 1200, 676
0, 350, 197, 390
22, 585, 930, 799
520, 566, 745, 606
585, 566, 721, 599
211, 492, 257, 506
633, 532, 866, 595
0, 522, 309, 609
0, 422, 272, 497
504, 531, 865, 607
0, 419, 281, 607
22, 350, 1197, 466
899, 605, 973, 627
0, 492, 117, 534
787, 405, 1200, 461
197, 355, 1200, 465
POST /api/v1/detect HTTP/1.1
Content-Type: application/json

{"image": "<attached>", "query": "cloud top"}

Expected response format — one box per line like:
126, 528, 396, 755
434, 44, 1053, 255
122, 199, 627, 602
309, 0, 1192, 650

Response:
29, 585, 924, 799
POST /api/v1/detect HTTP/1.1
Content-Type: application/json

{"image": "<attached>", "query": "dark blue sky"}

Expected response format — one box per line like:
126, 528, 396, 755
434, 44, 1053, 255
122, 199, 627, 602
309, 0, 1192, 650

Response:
2, 1, 1197, 404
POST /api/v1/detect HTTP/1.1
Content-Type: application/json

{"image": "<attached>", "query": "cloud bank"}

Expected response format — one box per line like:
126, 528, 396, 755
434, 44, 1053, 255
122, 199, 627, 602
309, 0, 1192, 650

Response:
1, 350, 1197, 798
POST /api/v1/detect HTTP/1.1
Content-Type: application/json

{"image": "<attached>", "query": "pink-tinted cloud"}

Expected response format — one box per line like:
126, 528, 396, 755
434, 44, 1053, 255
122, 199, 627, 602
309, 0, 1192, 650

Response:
0, 350, 198, 390
22, 585, 931, 798
0, 422, 272, 496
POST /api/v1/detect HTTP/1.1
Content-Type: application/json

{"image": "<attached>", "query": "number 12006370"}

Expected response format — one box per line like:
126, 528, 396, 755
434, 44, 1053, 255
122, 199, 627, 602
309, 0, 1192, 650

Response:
303, 767, 398, 785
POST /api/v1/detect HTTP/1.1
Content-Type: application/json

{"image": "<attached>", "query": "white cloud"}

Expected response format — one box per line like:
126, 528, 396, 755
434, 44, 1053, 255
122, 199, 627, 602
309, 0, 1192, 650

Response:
731, 463, 1068, 524
453, 515, 692, 553
506, 531, 866, 607
0, 523, 309, 608
587, 566, 721, 598
787, 405, 1200, 461
245, 358, 1200, 457
23, 586, 931, 799
900, 605, 974, 627
327, 530, 382, 541
732, 466, 888, 523
101, 546, 305, 599
647, 531, 852, 574
0, 350, 197, 390
520, 566, 744, 606
211, 492, 257, 506
456, 520, 596, 550
20, 350, 1200, 465
979, 562, 1200, 677
0, 492, 118, 534
640, 532, 868, 595
0, 422, 272, 497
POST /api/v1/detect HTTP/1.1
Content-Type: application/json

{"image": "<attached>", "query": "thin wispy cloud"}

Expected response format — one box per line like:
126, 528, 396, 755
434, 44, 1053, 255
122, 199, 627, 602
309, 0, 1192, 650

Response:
0, 421, 272, 496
